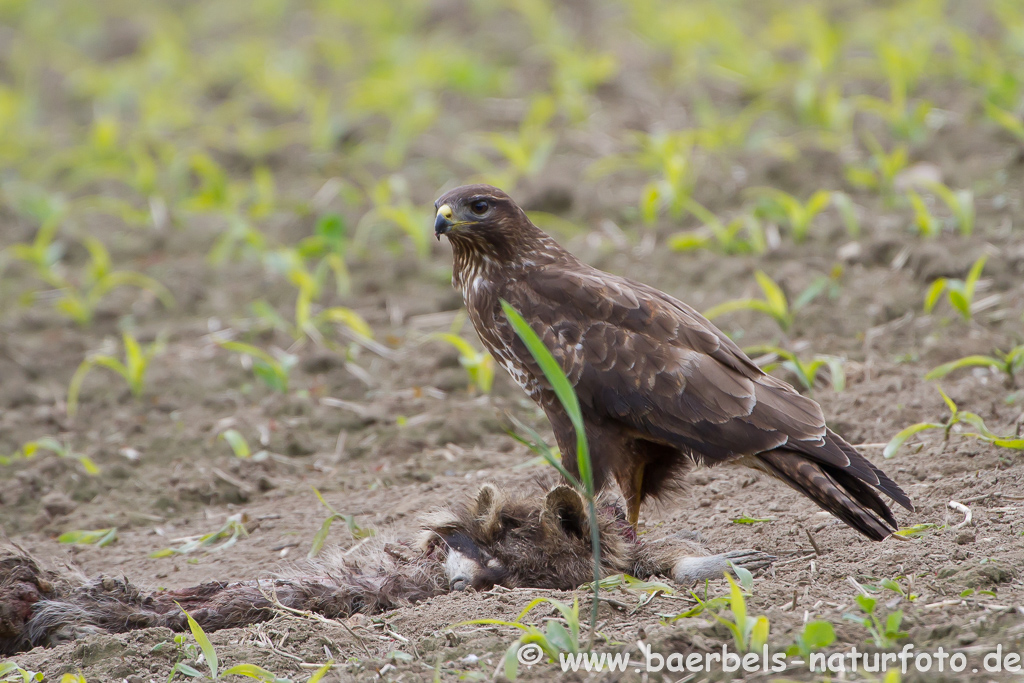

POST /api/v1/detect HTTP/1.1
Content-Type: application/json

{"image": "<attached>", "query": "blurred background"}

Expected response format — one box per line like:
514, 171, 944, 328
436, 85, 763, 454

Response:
1, 0, 1024, 679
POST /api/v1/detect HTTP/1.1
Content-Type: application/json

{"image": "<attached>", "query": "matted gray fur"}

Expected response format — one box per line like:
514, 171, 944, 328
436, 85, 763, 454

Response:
0, 484, 772, 655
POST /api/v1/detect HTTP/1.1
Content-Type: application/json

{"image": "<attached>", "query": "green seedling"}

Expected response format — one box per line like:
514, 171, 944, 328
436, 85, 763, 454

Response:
906, 189, 942, 238
458, 596, 584, 681
878, 576, 918, 601
845, 133, 908, 205
502, 300, 601, 642
745, 344, 845, 393
219, 341, 297, 393
170, 605, 291, 681
748, 188, 831, 243
253, 247, 370, 345
843, 590, 907, 648
218, 428, 267, 459
0, 437, 99, 474
427, 332, 494, 394
983, 100, 1024, 143
67, 332, 165, 417
150, 513, 252, 558
588, 573, 675, 595
925, 345, 1024, 388
732, 516, 772, 525
0, 663, 43, 682
308, 487, 374, 559
884, 385, 1024, 458
12, 236, 174, 327
355, 175, 430, 258
786, 620, 836, 659
703, 271, 794, 331
926, 181, 974, 236
472, 95, 556, 190
58, 528, 117, 547
590, 130, 696, 224
923, 254, 987, 321
2, 207, 64, 276
684, 574, 769, 653
856, 41, 935, 143
830, 191, 860, 237
668, 199, 765, 255
894, 523, 944, 539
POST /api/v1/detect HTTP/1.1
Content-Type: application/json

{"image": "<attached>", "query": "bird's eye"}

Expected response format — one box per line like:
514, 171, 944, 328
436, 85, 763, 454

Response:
470, 200, 489, 215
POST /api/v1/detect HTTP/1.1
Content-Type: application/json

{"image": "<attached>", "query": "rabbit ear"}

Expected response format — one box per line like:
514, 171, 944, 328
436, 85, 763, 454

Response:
542, 485, 589, 540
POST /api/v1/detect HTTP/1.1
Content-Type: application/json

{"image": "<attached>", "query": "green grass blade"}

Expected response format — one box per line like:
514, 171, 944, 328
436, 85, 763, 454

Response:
178, 605, 218, 679
924, 355, 1000, 380
219, 429, 251, 458
883, 422, 942, 458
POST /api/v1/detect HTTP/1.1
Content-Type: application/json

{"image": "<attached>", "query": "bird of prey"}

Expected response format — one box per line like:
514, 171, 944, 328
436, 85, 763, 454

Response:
433, 184, 913, 540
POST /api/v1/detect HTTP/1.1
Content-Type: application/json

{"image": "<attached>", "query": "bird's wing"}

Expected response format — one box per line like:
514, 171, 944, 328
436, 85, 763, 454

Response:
509, 266, 909, 513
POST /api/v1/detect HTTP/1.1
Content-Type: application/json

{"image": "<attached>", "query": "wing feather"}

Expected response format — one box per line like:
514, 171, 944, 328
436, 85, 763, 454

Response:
519, 268, 863, 472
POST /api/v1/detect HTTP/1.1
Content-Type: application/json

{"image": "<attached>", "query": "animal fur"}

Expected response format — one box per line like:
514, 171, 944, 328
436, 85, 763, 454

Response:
0, 484, 772, 655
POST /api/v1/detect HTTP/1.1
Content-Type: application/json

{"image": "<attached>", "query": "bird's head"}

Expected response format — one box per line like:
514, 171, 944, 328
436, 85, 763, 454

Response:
433, 184, 521, 242
433, 184, 565, 277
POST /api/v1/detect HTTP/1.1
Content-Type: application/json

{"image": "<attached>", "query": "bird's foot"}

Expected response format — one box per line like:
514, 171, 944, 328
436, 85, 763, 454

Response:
672, 549, 775, 585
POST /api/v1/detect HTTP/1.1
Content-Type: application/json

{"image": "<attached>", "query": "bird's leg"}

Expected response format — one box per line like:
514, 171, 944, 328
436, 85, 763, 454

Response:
622, 463, 645, 528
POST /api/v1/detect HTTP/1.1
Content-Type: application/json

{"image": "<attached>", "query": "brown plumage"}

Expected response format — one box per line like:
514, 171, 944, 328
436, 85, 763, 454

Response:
434, 184, 914, 541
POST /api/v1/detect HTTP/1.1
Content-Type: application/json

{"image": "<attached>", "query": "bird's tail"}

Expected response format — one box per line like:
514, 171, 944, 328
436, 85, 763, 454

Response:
754, 448, 902, 541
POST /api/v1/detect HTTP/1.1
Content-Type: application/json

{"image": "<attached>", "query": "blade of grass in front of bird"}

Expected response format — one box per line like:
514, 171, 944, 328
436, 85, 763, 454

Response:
500, 299, 600, 645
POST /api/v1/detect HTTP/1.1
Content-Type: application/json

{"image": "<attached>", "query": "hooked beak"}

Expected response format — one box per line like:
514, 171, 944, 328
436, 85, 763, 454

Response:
434, 204, 454, 240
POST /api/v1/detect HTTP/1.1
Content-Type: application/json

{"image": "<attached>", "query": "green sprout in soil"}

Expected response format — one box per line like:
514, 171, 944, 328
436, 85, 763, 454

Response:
906, 189, 942, 238
168, 605, 293, 682
8, 234, 174, 327
923, 254, 987, 321
884, 385, 1024, 458
470, 94, 556, 191
732, 516, 773, 525
703, 271, 797, 332
255, 247, 371, 345
984, 100, 1024, 144
855, 40, 934, 143
674, 572, 769, 653
58, 528, 117, 548
0, 437, 99, 474
0, 662, 44, 682
844, 133, 908, 205
150, 513, 254, 558
927, 181, 975, 236
745, 344, 845, 393
457, 596, 585, 682
830, 191, 861, 237
308, 487, 374, 559
218, 429, 267, 459
925, 345, 1024, 388
893, 523, 944, 539
748, 187, 831, 243
786, 620, 836, 659
219, 341, 298, 393
667, 199, 766, 255
355, 176, 431, 259
843, 588, 907, 648
427, 332, 495, 394
67, 332, 166, 418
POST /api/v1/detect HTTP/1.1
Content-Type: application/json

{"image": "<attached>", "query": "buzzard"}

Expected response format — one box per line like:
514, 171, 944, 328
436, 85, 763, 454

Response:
433, 184, 913, 540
